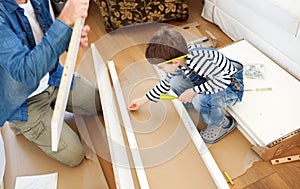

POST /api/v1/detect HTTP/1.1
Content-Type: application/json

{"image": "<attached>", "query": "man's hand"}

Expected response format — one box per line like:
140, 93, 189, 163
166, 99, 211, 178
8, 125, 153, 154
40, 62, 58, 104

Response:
58, 0, 89, 27
80, 25, 90, 47
178, 88, 197, 103
128, 96, 150, 111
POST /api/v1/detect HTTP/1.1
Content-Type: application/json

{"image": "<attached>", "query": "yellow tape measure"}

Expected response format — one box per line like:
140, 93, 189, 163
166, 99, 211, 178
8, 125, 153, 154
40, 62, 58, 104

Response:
159, 94, 178, 100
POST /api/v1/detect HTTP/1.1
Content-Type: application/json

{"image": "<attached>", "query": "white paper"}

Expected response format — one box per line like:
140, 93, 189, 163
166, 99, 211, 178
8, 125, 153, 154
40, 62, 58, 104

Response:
15, 173, 58, 189
0, 131, 5, 189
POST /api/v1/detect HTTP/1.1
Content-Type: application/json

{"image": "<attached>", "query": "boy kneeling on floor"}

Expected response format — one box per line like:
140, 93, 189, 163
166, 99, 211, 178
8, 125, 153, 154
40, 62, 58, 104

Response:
128, 27, 244, 143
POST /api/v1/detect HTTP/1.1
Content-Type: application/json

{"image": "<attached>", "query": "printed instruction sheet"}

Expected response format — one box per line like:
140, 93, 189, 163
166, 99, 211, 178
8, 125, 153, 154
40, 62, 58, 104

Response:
15, 172, 58, 189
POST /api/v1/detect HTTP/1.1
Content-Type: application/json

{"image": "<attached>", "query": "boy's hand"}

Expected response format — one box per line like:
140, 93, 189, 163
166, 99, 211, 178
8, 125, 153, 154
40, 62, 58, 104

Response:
178, 88, 197, 103
58, 0, 89, 27
128, 96, 150, 111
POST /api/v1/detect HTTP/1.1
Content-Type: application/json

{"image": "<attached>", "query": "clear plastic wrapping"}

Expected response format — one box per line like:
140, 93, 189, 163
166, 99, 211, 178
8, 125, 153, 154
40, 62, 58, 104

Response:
244, 64, 265, 79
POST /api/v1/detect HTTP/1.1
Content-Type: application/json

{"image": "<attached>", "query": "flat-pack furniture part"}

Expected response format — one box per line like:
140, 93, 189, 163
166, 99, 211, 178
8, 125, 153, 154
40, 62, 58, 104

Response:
91, 44, 137, 188
220, 40, 300, 161
51, 19, 85, 152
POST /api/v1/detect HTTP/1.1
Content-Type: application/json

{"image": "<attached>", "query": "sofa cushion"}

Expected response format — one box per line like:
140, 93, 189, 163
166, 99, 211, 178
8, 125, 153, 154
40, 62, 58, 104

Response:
201, 0, 215, 22
202, 0, 300, 37
239, 0, 300, 36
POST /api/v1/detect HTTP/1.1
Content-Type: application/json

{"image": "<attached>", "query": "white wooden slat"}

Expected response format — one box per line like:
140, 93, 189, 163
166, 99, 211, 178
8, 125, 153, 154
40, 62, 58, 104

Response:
170, 90, 230, 189
108, 60, 150, 189
91, 44, 135, 189
51, 19, 85, 152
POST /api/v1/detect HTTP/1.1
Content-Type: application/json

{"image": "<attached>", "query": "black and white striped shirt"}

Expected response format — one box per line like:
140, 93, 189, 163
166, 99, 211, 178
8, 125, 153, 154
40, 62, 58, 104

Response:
146, 44, 238, 102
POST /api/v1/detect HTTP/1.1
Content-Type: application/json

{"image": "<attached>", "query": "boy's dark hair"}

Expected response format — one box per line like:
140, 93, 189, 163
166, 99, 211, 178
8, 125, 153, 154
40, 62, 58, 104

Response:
146, 27, 188, 64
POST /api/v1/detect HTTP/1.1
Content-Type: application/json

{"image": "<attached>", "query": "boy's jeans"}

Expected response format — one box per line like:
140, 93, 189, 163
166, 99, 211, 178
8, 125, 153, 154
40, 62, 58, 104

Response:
10, 74, 101, 166
170, 62, 244, 127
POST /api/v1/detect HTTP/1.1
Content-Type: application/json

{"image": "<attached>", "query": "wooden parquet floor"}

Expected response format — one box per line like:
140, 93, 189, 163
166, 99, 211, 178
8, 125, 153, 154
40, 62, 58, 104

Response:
78, 0, 300, 188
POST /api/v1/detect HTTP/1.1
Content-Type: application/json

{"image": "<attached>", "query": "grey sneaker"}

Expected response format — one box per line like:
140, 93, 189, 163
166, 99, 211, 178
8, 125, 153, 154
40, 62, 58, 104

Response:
200, 116, 236, 143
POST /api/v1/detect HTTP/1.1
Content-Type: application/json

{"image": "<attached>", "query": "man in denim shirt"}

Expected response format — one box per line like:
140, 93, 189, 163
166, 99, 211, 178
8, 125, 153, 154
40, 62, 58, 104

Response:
0, 0, 102, 166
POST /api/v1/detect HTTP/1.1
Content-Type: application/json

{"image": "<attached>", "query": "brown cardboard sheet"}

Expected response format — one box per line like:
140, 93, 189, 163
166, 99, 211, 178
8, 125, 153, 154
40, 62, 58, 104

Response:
116, 60, 217, 188
208, 130, 261, 179
186, 109, 261, 180
70, 114, 117, 189
2, 120, 109, 189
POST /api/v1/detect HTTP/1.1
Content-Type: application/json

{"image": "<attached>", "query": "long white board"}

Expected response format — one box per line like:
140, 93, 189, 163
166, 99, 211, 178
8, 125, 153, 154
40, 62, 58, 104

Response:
51, 19, 85, 151
108, 60, 150, 189
91, 44, 135, 189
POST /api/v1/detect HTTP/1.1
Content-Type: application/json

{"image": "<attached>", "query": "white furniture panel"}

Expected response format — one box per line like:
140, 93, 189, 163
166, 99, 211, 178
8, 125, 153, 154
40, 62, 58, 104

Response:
220, 40, 300, 147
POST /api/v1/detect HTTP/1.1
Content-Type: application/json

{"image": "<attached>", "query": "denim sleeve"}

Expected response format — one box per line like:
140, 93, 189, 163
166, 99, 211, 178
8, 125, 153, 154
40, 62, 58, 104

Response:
0, 18, 72, 88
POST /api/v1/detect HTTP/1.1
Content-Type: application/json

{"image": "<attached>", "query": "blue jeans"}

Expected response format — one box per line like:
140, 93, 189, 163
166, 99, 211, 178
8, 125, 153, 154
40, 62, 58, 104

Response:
170, 61, 244, 127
